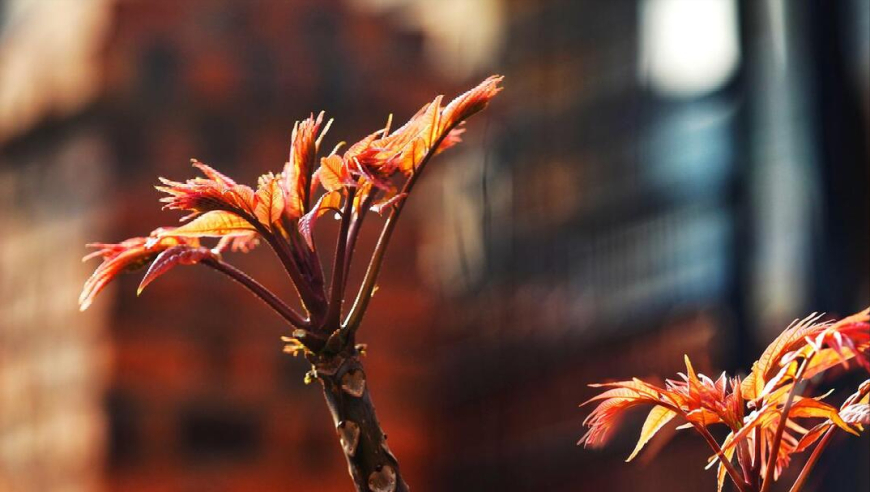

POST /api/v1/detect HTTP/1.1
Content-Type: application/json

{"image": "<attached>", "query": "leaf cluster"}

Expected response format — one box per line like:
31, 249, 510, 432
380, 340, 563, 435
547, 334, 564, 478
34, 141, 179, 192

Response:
80, 77, 503, 357
580, 309, 870, 492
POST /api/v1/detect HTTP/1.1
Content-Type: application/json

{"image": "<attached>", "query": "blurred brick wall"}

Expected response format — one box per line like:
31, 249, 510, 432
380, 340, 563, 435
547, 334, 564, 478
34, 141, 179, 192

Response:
0, 127, 111, 492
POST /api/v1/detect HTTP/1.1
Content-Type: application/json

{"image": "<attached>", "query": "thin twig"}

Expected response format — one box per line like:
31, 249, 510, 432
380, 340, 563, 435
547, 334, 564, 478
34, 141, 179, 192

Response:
752, 426, 762, 489
343, 125, 456, 332
759, 354, 815, 492
693, 423, 750, 492
221, 208, 322, 313
202, 257, 308, 329
286, 221, 325, 295
787, 426, 834, 492
737, 439, 754, 488
343, 191, 376, 281
256, 222, 325, 319
325, 187, 356, 327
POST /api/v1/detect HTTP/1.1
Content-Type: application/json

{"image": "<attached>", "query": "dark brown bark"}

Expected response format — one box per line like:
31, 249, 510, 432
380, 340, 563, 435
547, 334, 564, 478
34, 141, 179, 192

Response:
313, 347, 409, 492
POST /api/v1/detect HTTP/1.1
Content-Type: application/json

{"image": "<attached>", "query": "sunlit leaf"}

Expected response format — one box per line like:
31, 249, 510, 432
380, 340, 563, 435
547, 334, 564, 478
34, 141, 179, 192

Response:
163, 211, 256, 238
626, 405, 677, 462
803, 346, 860, 380
757, 360, 798, 401
744, 313, 826, 401
315, 155, 349, 193
789, 398, 858, 435
334, 76, 503, 189
254, 172, 285, 227
439, 75, 504, 133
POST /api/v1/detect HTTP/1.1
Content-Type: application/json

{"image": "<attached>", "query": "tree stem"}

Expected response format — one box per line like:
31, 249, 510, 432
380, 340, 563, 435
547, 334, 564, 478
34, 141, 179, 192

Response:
314, 347, 409, 492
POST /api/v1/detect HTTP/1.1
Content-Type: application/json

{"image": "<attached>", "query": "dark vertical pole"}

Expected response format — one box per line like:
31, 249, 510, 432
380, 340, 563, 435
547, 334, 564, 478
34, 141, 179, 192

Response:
806, 2, 870, 491
807, 0, 870, 315
728, 0, 757, 372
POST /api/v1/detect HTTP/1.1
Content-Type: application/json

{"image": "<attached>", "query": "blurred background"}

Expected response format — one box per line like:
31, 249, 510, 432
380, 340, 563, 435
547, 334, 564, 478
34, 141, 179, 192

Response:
0, 0, 867, 491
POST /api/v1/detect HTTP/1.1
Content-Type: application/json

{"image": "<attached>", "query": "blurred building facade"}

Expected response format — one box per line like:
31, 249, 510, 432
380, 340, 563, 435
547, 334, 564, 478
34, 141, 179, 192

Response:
1, 1, 867, 492
1, 1, 112, 491
420, 1, 741, 490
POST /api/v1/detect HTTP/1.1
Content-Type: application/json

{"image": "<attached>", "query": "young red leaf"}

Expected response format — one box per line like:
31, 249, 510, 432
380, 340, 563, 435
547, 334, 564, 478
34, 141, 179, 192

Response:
137, 245, 219, 295
298, 190, 342, 249
157, 161, 256, 219
191, 159, 237, 186
284, 112, 329, 218
79, 235, 198, 311
793, 423, 831, 454
439, 75, 504, 132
